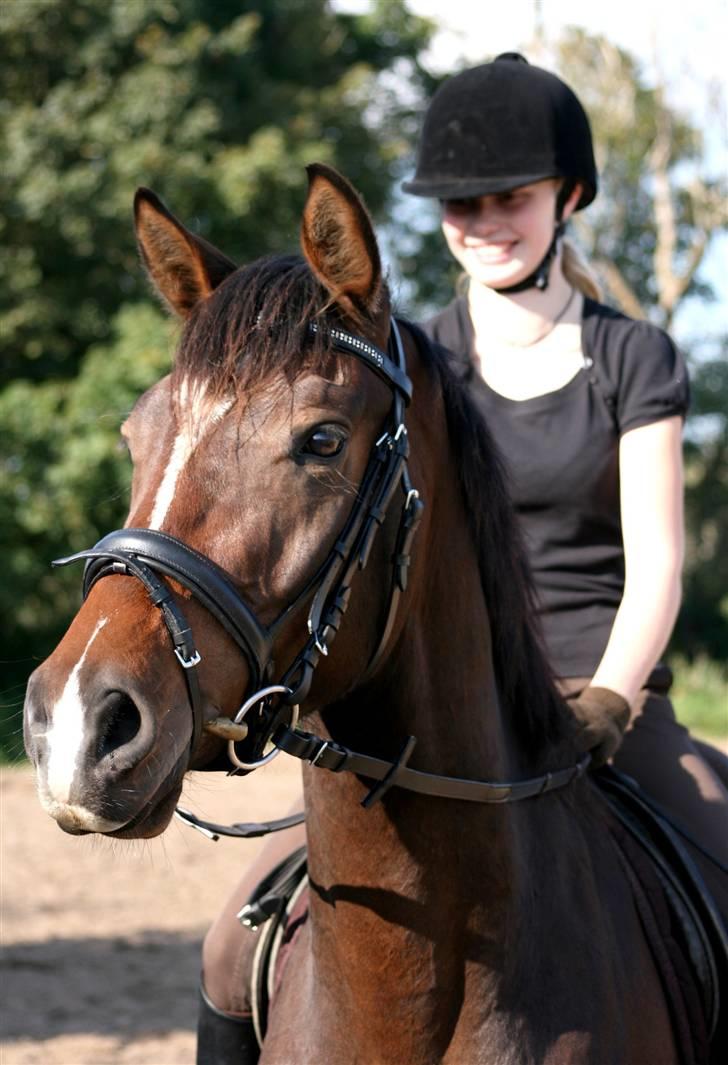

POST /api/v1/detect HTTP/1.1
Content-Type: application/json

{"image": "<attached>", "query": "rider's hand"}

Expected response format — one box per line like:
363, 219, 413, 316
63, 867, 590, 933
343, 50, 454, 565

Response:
567, 686, 630, 767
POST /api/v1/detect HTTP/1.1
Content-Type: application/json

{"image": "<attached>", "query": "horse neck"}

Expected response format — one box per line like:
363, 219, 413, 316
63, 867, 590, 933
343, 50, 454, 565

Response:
300, 430, 532, 1014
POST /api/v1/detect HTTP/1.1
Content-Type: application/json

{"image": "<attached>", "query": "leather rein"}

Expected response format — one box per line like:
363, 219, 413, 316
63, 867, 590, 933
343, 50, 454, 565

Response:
54, 317, 590, 842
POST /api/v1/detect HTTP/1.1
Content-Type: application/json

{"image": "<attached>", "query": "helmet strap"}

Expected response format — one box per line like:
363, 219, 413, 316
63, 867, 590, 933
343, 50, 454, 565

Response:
494, 221, 564, 294
491, 178, 573, 295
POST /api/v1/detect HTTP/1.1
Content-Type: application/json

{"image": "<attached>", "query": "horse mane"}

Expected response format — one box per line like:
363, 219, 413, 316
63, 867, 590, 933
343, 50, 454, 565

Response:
409, 324, 572, 758
174, 254, 371, 399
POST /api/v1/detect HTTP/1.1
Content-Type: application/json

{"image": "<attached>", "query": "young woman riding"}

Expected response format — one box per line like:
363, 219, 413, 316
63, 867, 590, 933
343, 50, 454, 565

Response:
404, 52, 728, 881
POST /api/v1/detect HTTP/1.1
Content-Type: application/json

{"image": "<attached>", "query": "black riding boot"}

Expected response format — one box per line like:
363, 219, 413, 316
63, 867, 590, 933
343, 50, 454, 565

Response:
196, 985, 260, 1065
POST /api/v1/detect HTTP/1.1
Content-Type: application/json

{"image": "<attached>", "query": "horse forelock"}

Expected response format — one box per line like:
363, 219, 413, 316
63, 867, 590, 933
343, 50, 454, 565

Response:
173, 253, 385, 404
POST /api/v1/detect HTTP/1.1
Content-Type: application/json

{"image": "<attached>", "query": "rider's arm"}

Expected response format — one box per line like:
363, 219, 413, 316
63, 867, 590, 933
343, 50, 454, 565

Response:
590, 415, 684, 707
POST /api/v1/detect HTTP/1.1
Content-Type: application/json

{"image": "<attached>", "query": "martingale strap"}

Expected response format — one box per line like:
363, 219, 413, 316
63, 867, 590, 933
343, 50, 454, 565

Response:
274, 726, 592, 806
178, 725, 592, 843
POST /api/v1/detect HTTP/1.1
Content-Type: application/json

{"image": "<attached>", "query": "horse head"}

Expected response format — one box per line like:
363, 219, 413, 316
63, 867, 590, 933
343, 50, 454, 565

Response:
23, 165, 430, 838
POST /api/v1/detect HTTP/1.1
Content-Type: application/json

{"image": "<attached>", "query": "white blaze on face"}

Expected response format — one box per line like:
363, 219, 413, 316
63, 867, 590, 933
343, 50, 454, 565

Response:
45, 616, 109, 804
149, 377, 232, 530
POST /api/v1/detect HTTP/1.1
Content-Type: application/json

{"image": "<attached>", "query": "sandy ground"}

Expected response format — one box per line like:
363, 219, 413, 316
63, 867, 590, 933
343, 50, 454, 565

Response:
1, 759, 302, 1065
3, 737, 726, 1065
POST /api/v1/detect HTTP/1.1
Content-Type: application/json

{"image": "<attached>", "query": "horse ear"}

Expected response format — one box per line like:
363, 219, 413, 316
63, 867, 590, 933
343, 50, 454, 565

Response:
134, 189, 237, 318
301, 164, 383, 322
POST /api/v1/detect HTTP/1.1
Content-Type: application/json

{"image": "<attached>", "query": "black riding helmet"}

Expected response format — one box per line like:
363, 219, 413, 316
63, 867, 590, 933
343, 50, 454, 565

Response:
403, 53, 598, 292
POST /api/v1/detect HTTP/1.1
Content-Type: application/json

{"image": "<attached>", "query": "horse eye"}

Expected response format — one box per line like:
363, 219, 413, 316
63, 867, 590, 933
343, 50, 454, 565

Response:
302, 425, 347, 459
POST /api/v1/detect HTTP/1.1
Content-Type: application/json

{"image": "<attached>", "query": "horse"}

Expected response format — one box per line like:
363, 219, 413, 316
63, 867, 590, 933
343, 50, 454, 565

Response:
23, 164, 705, 1063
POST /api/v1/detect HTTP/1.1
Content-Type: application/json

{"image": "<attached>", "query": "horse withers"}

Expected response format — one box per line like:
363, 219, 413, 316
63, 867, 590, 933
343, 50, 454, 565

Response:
24, 165, 707, 1062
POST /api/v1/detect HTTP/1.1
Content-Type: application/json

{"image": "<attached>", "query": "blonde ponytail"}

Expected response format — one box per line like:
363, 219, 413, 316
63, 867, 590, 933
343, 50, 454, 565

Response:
561, 237, 602, 301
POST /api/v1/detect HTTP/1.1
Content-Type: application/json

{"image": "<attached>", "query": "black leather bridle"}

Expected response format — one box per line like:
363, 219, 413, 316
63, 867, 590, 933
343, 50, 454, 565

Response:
54, 316, 590, 835
54, 319, 422, 769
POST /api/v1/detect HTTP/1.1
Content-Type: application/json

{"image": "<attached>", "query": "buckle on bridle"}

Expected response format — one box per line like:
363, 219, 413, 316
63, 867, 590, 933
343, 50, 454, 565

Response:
174, 647, 202, 669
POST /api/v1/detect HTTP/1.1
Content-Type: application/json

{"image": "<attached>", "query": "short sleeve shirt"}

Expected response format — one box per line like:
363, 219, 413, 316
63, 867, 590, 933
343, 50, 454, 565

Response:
423, 296, 689, 677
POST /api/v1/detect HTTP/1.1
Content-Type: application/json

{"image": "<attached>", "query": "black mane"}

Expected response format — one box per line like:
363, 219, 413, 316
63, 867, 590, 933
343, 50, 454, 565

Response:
411, 325, 572, 758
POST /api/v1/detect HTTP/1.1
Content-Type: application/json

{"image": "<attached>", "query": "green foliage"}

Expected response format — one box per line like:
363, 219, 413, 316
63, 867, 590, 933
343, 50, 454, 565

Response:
1, 0, 434, 757
1, 0, 432, 380
1, 305, 173, 760
670, 655, 728, 740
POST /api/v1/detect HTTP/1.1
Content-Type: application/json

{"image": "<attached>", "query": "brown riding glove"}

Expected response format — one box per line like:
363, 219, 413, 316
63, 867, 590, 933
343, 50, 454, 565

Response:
567, 686, 630, 767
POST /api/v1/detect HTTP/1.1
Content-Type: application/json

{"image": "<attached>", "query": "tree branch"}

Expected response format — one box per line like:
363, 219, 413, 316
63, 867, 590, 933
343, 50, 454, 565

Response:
594, 258, 647, 320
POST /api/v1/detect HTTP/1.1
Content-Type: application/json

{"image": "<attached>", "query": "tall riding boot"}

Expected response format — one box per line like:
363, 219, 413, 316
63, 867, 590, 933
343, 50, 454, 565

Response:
196, 984, 260, 1065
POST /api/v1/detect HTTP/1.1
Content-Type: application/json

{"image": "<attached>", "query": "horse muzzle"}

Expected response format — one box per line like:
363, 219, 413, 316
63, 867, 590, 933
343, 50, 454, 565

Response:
23, 661, 188, 836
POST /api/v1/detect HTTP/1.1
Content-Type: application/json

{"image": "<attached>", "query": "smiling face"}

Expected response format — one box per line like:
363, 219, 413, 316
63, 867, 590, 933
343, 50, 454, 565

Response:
441, 178, 577, 290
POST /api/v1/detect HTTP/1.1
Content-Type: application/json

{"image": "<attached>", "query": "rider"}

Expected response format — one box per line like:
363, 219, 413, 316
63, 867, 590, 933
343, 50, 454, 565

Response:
196, 52, 728, 1064
404, 52, 728, 877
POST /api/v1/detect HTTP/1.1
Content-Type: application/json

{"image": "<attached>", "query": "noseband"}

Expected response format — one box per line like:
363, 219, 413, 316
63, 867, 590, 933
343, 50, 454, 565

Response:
54, 318, 423, 768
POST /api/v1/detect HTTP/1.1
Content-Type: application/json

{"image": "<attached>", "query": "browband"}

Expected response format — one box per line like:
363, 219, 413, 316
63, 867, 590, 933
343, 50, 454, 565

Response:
310, 322, 412, 403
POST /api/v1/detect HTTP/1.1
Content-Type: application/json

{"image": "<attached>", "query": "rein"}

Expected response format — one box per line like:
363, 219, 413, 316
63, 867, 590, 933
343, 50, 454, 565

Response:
55, 315, 591, 841
175, 733, 591, 842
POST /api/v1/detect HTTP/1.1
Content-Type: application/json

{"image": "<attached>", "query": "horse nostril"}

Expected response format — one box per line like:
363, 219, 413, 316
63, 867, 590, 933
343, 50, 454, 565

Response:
97, 691, 142, 759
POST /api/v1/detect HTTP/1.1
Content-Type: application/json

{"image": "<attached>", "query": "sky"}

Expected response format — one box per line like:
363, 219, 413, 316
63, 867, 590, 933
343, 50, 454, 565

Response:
335, 0, 727, 343
337, 0, 726, 93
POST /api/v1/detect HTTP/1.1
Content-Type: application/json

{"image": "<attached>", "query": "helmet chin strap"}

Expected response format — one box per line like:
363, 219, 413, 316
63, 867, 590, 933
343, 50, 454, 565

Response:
493, 220, 564, 295
491, 179, 573, 295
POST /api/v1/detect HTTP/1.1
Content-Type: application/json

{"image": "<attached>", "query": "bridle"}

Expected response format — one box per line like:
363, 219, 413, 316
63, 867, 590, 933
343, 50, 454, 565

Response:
54, 315, 590, 837
54, 318, 422, 769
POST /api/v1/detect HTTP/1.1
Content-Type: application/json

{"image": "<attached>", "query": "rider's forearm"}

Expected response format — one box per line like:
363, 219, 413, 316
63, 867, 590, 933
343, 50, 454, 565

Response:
590, 559, 682, 707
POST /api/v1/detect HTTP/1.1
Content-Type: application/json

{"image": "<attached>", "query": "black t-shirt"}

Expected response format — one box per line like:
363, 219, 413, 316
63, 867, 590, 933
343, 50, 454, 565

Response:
423, 296, 690, 677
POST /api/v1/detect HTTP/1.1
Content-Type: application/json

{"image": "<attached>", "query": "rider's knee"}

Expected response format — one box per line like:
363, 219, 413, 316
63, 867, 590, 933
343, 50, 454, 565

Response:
202, 907, 256, 1016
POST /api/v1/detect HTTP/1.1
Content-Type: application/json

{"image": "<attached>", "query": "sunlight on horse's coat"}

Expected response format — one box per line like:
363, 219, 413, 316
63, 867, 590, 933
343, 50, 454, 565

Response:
149, 378, 232, 529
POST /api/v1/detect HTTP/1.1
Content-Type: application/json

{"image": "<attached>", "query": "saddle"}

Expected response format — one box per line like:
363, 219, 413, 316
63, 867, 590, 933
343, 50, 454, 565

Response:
596, 766, 728, 1063
237, 770, 728, 1060
237, 846, 309, 1049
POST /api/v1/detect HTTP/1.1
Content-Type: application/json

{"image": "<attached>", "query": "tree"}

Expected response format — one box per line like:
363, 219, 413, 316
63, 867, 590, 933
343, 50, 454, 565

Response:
0, 0, 434, 757
1, 0, 432, 380
550, 29, 727, 331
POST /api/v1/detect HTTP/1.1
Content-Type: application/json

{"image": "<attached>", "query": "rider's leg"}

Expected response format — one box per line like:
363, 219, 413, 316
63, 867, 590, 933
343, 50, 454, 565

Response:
197, 813, 306, 1064
561, 677, 723, 911
560, 673, 728, 912
612, 681, 728, 908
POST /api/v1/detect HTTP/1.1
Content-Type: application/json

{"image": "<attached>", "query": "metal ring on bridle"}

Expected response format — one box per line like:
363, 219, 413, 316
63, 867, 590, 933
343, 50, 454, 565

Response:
228, 685, 300, 771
